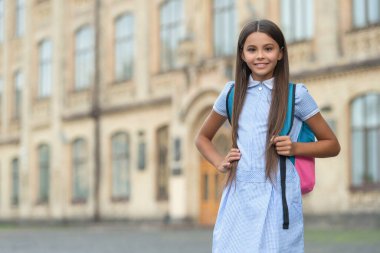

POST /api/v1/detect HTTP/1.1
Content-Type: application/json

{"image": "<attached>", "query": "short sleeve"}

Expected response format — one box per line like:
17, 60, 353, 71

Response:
213, 81, 235, 117
294, 84, 320, 121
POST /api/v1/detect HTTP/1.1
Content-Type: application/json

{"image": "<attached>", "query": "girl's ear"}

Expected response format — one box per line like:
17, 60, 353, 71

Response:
278, 47, 284, 61
241, 52, 246, 62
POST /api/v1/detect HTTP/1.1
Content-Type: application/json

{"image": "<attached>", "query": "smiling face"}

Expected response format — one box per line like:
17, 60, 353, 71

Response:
241, 32, 283, 81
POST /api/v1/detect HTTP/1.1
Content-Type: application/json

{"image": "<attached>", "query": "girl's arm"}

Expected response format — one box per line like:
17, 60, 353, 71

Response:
195, 110, 241, 173
274, 112, 340, 158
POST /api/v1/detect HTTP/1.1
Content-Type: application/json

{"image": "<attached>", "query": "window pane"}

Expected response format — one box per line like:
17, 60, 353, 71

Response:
352, 130, 365, 186
351, 97, 365, 128
115, 14, 133, 81
12, 158, 19, 206
214, 0, 236, 56
75, 27, 94, 90
306, 0, 314, 39
353, 0, 366, 27
39, 145, 50, 202
365, 94, 379, 127
368, 0, 380, 24
73, 139, 88, 199
16, 0, 25, 37
294, 0, 303, 39
281, 0, 292, 41
39, 40, 52, 97
0, 0, 4, 42
0, 77, 3, 96
160, 0, 183, 70
14, 71, 23, 118
111, 133, 130, 198
368, 130, 379, 183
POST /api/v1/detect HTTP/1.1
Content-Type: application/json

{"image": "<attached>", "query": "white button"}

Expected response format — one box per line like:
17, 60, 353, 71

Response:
258, 86, 263, 91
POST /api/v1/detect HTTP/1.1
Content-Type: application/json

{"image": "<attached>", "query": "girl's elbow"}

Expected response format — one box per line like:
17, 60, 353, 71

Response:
194, 134, 203, 150
332, 141, 341, 156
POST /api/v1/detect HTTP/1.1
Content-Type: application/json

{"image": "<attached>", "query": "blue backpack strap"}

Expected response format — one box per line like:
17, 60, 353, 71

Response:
226, 83, 235, 124
280, 83, 296, 230
280, 83, 296, 136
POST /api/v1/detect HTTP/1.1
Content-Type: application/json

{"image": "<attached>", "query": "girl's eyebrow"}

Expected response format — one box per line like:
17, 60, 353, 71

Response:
246, 43, 275, 47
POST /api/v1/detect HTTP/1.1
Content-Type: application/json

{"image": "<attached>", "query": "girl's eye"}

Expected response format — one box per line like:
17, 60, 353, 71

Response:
265, 47, 273, 52
247, 48, 256, 52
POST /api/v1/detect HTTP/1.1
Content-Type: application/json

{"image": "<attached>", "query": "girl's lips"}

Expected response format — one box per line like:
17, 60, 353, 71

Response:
254, 63, 268, 68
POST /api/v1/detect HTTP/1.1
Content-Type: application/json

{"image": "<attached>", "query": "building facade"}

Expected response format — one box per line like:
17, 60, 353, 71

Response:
0, 0, 379, 225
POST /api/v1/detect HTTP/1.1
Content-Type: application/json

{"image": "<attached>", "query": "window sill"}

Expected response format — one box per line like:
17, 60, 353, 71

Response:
35, 199, 49, 206
348, 22, 380, 34
71, 198, 87, 205
287, 38, 313, 46
111, 196, 130, 203
350, 184, 380, 192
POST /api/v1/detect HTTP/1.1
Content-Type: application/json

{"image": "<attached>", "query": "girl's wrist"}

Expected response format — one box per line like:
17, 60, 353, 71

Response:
291, 142, 299, 156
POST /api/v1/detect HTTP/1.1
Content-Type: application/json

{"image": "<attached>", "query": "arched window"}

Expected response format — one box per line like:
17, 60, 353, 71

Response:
38, 39, 52, 97
38, 144, 50, 203
115, 14, 133, 82
72, 138, 88, 201
75, 26, 94, 90
351, 93, 380, 187
111, 132, 130, 199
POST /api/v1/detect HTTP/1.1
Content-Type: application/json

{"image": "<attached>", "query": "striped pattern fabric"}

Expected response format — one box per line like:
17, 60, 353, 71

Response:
212, 76, 319, 253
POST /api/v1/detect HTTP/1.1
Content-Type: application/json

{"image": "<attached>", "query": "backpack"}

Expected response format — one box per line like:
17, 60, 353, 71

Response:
226, 82, 316, 229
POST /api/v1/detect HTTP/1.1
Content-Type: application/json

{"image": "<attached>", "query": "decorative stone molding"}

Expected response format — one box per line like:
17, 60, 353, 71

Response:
31, 99, 50, 129
33, 0, 51, 27
344, 26, 380, 61
288, 41, 314, 71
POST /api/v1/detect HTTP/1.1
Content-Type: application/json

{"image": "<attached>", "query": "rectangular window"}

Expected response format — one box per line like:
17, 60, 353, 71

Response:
111, 133, 130, 199
11, 158, 19, 206
213, 0, 236, 56
351, 94, 380, 187
14, 71, 23, 119
115, 14, 133, 82
353, 0, 380, 28
38, 145, 50, 203
138, 131, 146, 170
281, 0, 314, 43
0, 77, 3, 115
160, 0, 184, 71
0, 0, 4, 42
156, 126, 169, 201
72, 139, 88, 201
15, 0, 25, 37
75, 27, 94, 90
38, 40, 52, 97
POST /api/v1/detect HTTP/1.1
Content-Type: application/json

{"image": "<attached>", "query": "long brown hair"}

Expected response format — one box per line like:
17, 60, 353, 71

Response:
226, 19, 290, 186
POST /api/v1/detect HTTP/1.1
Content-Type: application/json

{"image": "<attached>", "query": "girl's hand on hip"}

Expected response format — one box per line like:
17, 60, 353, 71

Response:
272, 136, 294, 156
217, 148, 241, 173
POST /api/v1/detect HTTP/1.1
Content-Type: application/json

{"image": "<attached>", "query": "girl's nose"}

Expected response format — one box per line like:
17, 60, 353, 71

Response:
256, 50, 264, 59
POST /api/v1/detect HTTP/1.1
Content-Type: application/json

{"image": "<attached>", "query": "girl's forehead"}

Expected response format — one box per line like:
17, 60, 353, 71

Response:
244, 32, 277, 46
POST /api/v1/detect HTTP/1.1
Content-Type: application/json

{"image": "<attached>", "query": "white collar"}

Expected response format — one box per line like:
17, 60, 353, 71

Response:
248, 75, 274, 90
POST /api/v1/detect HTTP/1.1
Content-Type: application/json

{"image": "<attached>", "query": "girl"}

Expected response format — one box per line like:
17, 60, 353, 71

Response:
195, 19, 340, 253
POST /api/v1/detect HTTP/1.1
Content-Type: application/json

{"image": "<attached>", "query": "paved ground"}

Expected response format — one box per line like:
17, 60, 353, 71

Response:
0, 222, 379, 253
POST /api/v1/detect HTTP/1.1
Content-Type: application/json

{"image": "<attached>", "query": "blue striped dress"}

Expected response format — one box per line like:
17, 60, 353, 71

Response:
212, 76, 320, 253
